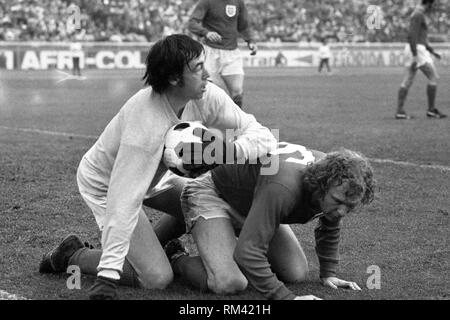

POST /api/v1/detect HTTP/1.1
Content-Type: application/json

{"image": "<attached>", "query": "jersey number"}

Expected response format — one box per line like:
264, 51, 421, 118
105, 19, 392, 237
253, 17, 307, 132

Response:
269, 142, 315, 166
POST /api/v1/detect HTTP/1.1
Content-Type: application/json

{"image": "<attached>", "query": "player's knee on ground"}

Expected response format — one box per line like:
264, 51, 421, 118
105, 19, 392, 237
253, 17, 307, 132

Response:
208, 272, 248, 295
138, 267, 173, 290
278, 265, 309, 284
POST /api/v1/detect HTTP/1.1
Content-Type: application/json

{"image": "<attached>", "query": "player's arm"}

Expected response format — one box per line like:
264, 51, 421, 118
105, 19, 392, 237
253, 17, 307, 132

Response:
237, 0, 257, 55
203, 83, 277, 162
425, 43, 441, 59
90, 144, 161, 298
314, 217, 360, 290
234, 182, 298, 300
187, 0, 221, 42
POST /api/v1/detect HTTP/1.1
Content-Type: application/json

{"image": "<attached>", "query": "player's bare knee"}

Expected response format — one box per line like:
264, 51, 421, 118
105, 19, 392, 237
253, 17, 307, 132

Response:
293, 267, 309, 283
401, 79, 413, 90
139, 269, 173, 289
280, 265, 309, 283
209, 273, 247, 295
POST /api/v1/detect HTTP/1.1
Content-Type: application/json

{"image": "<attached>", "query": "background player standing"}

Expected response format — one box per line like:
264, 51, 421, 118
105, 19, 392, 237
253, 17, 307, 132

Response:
188, 0, 257, 109
395, 0, 446, 119
69, 38, 83, 77
318, 38, 332, 74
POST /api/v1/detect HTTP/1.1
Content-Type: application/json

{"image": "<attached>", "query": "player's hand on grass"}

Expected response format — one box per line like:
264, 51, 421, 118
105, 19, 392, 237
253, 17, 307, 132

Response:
294, 295, 322, 300
88, 276, 119, 300
248, 42, 257, 56
320, 277, 361, 291
181, 128, 236, 177
206, 31, 222, 43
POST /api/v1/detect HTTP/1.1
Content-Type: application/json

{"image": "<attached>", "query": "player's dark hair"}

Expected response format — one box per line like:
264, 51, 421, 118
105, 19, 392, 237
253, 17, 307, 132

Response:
142, 34, 204, 93
303, 148, 376, 205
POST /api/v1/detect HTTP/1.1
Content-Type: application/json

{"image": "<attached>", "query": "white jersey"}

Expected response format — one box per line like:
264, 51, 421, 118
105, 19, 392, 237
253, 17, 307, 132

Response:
77, 82, 277, 273
70, 42, 83, 59
318, 44, 332, 59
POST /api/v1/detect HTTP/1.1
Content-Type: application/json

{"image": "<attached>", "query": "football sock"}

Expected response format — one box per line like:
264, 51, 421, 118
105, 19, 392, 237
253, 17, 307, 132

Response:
397, 87, 409, 112
68, 248, 139, 287
172, 255, 209, 292
427, 84, 437, 111
232, 94, 243, 109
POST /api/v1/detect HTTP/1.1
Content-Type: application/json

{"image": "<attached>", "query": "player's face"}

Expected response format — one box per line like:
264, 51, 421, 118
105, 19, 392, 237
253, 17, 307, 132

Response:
320, 180, 362, 222
180, 53, 210, 100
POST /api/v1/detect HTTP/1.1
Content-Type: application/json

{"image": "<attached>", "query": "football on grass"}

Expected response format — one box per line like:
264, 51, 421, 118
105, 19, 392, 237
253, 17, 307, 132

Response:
163, 121, 207, 176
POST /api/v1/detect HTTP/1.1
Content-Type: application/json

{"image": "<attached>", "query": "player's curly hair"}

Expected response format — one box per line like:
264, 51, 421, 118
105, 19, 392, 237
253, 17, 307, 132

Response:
303, 148, 376, 205
142, 34, 204, 93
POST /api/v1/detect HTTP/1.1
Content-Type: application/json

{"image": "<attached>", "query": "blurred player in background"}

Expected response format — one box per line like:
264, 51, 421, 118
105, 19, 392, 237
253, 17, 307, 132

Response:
165, 145, 375, 300
188, 0, 257, 109
318, 38, 332, 74
274, 50, 287, 67
395, 0, 447, 119
69, 38, 83, 77
38, 34, 276, 300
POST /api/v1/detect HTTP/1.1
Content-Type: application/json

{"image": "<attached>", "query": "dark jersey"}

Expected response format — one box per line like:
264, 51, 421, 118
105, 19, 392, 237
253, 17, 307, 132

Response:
188, 0, 253, 50
408, 7, 428, 55
212, 143, 341, 300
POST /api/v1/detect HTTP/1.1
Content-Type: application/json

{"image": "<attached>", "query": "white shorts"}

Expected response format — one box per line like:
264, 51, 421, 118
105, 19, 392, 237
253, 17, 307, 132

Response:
180, 172, 245, 233
404, 44, 434, 68
204, 45, 244, 76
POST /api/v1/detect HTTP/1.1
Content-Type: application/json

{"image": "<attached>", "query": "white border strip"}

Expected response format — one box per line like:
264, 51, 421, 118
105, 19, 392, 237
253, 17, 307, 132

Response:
0, 289, 28, 300
1, 125, 449, 172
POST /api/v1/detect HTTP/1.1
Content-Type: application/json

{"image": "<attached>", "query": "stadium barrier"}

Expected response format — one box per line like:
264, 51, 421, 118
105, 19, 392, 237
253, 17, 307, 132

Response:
1, 42, 450, 70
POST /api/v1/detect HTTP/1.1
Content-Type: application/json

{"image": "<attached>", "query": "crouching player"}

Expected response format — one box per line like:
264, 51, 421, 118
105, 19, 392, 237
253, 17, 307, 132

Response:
165, 143, 376, 300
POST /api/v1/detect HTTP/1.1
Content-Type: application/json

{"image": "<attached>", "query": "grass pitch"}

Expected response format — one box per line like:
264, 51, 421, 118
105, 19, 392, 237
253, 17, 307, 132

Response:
0, 66, 448, 300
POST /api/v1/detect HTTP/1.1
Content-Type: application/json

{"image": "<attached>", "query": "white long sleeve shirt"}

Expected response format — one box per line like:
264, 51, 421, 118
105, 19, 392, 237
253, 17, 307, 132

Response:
318, 44, 332, 59
79, 82, 277, 274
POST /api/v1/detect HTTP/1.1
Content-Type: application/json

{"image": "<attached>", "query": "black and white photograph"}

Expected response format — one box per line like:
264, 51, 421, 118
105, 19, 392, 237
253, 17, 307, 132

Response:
0, 0, 448, 308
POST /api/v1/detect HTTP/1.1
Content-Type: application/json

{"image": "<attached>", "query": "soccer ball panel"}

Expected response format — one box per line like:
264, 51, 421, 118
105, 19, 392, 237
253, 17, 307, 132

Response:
163, 121, 208, 177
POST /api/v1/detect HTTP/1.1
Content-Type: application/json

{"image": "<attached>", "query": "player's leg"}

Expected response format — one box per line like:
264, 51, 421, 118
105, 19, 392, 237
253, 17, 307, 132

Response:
396, 66, 417, 119
267, 224, 308, 283
318, 59, 324, 73
144, 173, 188, 247
221, 49, 245, 108
325, 58, 331, 73
70, 198, 172, 288
120, 208, 174, 289
190, 217, 247, 294
420, 62, 447, 118
71, 162, 172, 289
204, 45, 229, 94
222, 74, 244, 108
173, 173, 247, 294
